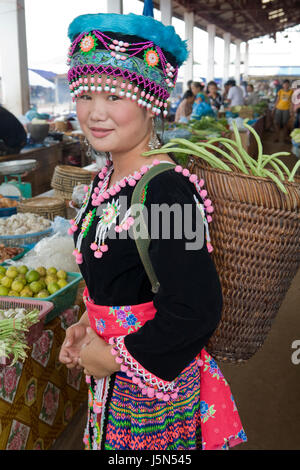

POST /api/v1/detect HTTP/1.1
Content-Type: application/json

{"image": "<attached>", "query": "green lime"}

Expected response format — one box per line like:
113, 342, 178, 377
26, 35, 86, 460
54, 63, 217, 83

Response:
0, 266, 6, 275
11, 280, 26, 293
57, 279, 68, 289
47, 282, 60, 295
25, 270, 40, 283
20, 287, 33, 297
0, 285, 9, 296
29, 281, 43, 294
45, 275, 57, 285
36, 266, 47, 277
47, 267, 57, 276
1, 277, 12, 288
36, 289, 49, 298
8, 290, 19, 297
57, 270, 67, 280
17, 265, 28, 275
6, 268, 18, 279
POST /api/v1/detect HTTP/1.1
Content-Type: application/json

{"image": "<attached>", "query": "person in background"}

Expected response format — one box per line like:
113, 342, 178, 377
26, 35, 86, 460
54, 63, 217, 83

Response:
244, 84, 260, 106
272, 79, 293, 143
174, 90, 195, 122
292, 85, 300, 129
182, 80, 193, 100
206, 81, 222, 112
0, 105, 27, 156
225, 79, 244, 108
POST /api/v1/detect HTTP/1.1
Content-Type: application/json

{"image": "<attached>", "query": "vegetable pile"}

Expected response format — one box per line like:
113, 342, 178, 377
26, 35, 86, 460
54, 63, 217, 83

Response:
0, 307, 40, 364
145, 119, 300, 194
290, 129, 300, 144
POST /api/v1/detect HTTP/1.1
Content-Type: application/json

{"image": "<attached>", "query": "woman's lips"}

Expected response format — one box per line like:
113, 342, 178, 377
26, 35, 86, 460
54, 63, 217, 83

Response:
90, 127, 113, 138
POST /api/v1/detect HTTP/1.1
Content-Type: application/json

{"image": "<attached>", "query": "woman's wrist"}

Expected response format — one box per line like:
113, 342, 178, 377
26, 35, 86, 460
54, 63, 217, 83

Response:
78, 310, 90, 327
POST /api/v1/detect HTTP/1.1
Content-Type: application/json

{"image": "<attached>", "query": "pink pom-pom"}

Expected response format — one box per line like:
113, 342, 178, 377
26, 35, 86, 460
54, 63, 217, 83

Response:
141, 388, 147, 395
100, 244, 108, 252
171, 392, 178, 399
189, 174, 197, 183
70, 219, 75, 225
147, 387, 155, 398
98, 181, 103, 188
204, 199, 212, 207
110, 348, 118, 356
182, 169, 190, 177
122, 221, 129, 230
175, 165, 182, 173
199, 179, 205, 187
153, 159, 160, 166
206, 205, 214, 213
93, 405, 101, 414
68, 228, 73, 236
76, 256, 83, 265
115, 226, 122, 233
132, 376, 140, 384
72, 249, 78, 256
133, 172, 141, 180
207, 215, 213, 223
108, 337, 115, 345
156, 391, 164, 399
103, 192, 109, 199
163, 394, 170, 402
127, 217, 135, 226
200, 190, 207, 198
207, 243, 213, 253
91, 193, 97, 200
94, 250, 103, 258
126, 370, 134, 378
120, 179, 126, 188
115, 184, 121, 192
94, 187, 99, 194
109, 188, 116, 196
102, 167, 107, 174
140, 166, 148, 174
90, 242, 98, 251
128, 179, 136, 187
71, 225, 78, 232
91, 200, 97, 206
120, 364, 128, 372
98, 195, 104, 203
115, 356, 123, 364
85, 375, 91, 384
98, 172, 104, 179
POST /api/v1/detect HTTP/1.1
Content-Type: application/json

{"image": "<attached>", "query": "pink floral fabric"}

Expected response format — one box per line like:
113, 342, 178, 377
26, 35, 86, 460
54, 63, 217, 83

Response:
0, 362, 23, 404
6, 420, 30, 450
31, 330, 53, 367
39, 382, 60, 426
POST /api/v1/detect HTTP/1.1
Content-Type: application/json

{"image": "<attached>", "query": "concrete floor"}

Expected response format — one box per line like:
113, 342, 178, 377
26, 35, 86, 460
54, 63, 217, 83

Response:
51, 131, 300, 450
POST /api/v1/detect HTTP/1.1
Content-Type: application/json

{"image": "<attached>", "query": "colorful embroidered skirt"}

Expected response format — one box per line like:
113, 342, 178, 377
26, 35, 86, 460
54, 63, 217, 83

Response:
83, 290, 247, 450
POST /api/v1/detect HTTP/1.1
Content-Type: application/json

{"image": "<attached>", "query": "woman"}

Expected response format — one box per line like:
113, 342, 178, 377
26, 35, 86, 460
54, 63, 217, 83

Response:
174, 90, 194, 122
190, 81, 215, 119
206, 81, 222, 113
59, 12, 247, 451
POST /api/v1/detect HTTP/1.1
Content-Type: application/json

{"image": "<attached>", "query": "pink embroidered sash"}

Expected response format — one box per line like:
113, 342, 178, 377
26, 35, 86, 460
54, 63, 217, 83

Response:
83, 287, 247, 450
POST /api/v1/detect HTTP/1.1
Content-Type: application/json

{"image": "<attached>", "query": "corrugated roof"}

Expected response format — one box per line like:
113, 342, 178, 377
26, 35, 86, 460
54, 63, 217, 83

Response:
153, 0, 300, 42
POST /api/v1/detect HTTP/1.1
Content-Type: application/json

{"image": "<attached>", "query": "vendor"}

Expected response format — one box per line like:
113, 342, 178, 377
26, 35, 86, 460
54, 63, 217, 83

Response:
0, 105, 27, 156
174, 90, 194, 122
224, 79, 244, 108
272, 79, 293, 143
244, 84, 260, 106
59, 12, 247, 451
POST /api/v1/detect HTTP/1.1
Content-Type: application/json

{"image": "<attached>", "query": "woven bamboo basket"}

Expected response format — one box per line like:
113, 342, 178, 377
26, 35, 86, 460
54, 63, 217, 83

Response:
189, 157, 300, 364
51, 165, 92, 200
17, 197, 66, 221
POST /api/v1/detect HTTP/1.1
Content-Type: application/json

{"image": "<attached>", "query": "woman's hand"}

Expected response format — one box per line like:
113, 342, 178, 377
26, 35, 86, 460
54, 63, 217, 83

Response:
78, 327, 121, 379
59, 322, 92, 369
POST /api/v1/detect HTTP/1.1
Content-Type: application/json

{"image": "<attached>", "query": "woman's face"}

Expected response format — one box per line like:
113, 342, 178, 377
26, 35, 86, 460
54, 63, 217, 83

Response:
208, 84, 217, 94
191, 84, 200, 96
76, 75, 152, 154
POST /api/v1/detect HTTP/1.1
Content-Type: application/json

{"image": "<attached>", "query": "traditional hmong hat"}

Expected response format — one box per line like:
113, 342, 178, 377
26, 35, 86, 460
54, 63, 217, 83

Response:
67, 13, 188, 117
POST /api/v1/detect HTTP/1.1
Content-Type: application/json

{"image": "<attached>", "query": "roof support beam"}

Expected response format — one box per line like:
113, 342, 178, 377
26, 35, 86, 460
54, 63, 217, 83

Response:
183, 10, 194, 88
207, 23, 216, 82
223, 32, 231, 83
160, 0, 172, 25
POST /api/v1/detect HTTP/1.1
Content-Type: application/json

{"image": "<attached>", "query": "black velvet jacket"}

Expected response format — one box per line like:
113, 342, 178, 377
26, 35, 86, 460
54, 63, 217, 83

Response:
73, 167, 222, 382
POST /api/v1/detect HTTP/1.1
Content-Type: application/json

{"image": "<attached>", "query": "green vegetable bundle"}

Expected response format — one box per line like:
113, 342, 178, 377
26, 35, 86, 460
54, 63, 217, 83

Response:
290, 129, 300, 144
145, 119, 300, 194
0, 309, 40, 365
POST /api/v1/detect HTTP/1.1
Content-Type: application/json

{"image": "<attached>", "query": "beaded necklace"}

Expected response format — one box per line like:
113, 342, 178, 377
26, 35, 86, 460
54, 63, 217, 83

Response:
69, 159, 214, 264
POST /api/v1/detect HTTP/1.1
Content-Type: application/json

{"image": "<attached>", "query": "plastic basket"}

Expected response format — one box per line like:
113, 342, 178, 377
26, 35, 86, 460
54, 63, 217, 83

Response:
0, 227, 53, 247
0, 297, 54, 365
0, 196, 19, 218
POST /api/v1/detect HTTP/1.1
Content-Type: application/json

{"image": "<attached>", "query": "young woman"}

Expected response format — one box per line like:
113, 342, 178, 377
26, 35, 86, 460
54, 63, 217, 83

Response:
206, 81, 222, 113
59, 12, 247, 451
174, 90, 194, 122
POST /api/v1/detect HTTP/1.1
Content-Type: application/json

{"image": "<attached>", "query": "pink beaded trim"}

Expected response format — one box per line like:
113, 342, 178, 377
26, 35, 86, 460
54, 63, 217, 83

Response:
109, 336, 179, 402
173, 165, 214, 252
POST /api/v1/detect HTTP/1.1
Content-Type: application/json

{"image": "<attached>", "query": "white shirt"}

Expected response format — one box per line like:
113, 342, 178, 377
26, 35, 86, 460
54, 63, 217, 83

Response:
227, 86, 244, 107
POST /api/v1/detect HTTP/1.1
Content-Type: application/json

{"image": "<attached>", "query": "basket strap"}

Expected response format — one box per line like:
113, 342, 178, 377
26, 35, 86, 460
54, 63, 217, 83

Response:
131, 162, 175, 293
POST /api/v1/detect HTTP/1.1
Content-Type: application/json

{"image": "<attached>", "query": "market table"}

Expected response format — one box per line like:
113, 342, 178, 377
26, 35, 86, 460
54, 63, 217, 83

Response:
0, 282, 88, 450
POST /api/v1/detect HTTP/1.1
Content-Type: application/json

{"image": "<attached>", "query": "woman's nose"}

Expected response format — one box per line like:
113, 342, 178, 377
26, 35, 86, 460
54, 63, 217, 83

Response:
89, 97, 108, 121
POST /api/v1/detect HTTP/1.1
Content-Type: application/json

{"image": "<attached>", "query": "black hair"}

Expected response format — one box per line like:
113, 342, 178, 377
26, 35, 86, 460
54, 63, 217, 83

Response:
225, 79, 236, 87
184, 90, 194, 99
283, 79, 290, 85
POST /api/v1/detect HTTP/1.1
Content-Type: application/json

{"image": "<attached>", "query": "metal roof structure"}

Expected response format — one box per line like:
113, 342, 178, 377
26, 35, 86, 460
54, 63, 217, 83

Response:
153, 0, 300, 42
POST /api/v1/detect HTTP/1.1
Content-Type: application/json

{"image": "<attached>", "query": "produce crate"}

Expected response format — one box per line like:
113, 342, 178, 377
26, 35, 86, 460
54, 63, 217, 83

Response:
0, 197, 20, 218
0, 298, 54, 361
0, 228, 53, 247
0, 303, 87, 450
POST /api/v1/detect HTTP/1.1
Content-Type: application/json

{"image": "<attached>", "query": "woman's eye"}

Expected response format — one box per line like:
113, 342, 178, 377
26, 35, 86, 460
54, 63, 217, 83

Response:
79, 94, 91, 100
108, 94, 120, 101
